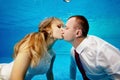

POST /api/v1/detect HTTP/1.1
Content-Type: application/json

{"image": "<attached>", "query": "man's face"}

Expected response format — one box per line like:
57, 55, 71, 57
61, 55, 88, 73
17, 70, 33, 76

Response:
62, 17, 77, 42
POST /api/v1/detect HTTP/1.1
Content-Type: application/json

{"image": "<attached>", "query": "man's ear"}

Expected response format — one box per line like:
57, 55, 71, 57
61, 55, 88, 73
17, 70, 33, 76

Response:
75, 29, 82, 38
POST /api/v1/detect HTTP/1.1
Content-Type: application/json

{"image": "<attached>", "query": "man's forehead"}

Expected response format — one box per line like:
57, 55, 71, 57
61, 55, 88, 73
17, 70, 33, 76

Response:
66, 18, 81, 30
68, 17, 76, 22
67, 18, 78, 25
66, 18, 75, 25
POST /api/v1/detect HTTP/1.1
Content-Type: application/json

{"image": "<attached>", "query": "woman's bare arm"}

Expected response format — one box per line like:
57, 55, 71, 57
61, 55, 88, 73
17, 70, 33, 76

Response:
10, 52, 31, 80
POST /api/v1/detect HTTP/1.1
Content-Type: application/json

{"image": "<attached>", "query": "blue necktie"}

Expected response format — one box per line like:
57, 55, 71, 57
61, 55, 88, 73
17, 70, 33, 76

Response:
74, 50, 89, 80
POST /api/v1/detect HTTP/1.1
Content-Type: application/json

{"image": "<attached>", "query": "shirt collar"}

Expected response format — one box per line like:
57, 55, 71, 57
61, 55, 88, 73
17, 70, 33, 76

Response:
75, 36, 88, 54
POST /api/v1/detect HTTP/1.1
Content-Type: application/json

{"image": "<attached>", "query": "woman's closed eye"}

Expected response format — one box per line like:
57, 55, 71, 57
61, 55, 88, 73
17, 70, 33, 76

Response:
57, 25, 62, 28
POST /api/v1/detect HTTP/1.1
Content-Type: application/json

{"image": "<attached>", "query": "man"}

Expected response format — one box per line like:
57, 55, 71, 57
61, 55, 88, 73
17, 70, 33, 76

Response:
62, 15, 120, 80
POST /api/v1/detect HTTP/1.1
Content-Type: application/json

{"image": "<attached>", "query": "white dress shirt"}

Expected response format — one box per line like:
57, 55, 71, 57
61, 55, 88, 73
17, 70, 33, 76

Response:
70, 35, 120, 80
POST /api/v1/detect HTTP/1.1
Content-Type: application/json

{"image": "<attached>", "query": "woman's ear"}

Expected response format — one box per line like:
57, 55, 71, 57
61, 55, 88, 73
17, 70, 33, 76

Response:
75, 29, 82, 38
48, 30, 53, 37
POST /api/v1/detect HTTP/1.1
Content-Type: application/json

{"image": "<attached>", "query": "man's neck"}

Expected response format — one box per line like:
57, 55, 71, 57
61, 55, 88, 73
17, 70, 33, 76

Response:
72, 37, 85, 49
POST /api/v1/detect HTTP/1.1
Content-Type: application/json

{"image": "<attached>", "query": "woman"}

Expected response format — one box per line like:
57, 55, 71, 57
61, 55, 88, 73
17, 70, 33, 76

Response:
0, 17, 64, 80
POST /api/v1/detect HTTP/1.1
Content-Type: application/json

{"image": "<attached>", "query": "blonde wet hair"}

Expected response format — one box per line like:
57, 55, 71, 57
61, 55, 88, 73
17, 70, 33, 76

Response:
13, 17, 63, 67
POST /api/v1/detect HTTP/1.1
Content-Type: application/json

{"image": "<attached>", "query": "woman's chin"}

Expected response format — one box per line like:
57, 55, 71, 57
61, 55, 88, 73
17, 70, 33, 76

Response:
55, 37, 63, 40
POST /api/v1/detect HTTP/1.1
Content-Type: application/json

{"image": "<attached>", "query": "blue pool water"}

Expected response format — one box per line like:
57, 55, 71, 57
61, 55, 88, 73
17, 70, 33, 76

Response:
0, 0, 120, 80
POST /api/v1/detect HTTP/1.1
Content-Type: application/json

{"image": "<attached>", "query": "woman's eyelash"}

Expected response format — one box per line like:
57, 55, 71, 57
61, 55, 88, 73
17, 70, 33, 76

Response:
57, 25, 61, 28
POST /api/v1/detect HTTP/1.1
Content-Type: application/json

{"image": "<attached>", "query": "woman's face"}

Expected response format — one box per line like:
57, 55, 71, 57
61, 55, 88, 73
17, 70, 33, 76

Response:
51, 20, 64, 39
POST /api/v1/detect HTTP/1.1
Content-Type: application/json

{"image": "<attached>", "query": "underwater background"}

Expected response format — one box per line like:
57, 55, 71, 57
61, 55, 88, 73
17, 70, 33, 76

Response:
0, 0, 120, 79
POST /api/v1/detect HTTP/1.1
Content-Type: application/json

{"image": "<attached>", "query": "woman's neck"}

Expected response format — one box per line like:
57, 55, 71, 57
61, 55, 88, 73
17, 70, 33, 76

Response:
47, 38, 57, 50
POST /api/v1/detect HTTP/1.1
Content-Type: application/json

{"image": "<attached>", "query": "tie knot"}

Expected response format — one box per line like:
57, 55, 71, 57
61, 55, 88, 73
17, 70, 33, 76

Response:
74, 49, 78, 54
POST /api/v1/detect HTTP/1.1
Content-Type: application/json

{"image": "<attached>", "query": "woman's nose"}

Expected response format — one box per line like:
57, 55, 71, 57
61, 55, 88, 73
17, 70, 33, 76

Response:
61, 28, 65, 34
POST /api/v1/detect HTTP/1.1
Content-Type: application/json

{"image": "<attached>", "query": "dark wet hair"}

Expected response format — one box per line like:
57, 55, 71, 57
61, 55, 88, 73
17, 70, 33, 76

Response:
68, 15, 89, 37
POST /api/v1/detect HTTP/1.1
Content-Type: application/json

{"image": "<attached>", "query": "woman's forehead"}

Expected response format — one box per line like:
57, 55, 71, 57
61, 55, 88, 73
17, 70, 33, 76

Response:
53, 20, 63, 26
